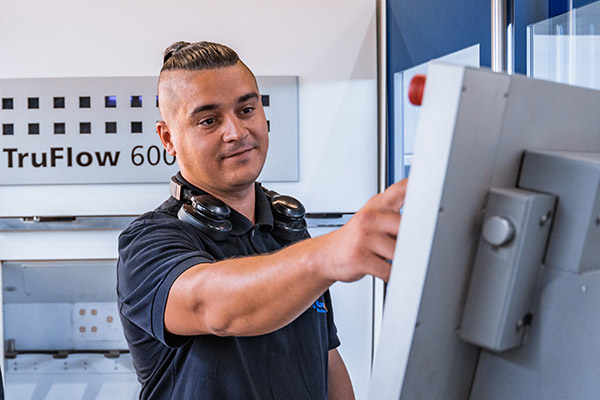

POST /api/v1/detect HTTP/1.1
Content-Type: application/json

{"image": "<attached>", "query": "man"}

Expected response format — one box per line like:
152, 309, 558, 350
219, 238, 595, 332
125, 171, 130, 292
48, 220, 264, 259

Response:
117, 41, 407, 399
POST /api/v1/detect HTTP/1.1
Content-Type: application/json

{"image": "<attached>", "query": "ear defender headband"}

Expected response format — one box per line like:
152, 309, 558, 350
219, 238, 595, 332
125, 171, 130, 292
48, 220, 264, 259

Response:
170, 176, 307, 242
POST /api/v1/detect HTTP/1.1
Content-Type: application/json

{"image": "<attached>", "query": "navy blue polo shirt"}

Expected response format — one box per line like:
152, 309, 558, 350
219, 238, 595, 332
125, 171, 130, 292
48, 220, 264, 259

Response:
117, 177, 340, 399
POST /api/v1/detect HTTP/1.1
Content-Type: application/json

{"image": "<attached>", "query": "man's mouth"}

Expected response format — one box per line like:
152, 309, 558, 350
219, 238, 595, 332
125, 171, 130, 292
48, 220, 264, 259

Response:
222, 145, 256, 159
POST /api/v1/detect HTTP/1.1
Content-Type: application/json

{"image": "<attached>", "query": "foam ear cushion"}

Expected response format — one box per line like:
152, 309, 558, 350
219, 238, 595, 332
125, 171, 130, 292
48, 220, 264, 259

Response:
178, 204, 232, 241
190, 195, 231, 221
272, 218, 307, 242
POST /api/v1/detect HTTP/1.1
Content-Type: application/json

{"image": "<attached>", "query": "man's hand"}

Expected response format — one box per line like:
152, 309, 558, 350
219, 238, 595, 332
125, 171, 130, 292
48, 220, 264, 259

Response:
313, 178, 407, 283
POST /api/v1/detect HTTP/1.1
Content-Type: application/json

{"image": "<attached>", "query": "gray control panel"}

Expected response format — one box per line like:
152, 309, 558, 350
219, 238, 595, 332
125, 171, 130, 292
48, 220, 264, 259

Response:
460, 187, 556, 352
518, 150, 600, 274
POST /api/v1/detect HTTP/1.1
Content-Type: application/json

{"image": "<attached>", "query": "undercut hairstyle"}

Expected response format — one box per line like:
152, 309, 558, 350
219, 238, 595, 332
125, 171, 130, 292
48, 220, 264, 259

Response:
161, 41, 240, 73
157, 41, 256, 119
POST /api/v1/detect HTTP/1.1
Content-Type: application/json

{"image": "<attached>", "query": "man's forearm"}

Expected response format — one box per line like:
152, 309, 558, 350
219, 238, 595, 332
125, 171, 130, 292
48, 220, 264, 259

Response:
164, 234, 336, 337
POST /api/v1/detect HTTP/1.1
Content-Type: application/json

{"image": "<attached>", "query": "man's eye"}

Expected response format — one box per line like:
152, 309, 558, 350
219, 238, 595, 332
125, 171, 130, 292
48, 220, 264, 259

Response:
241, 107, 254, 114
200, 118, 216, 125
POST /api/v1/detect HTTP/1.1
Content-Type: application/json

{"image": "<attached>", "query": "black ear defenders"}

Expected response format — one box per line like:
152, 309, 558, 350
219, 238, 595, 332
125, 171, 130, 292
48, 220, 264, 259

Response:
170, 176, 307, 242
260, 185, 307, 242
170, 177, 233, 241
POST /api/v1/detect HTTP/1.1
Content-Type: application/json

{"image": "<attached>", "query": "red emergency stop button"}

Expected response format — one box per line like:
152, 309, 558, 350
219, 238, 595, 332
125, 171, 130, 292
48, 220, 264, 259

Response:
408, 74, 427, 106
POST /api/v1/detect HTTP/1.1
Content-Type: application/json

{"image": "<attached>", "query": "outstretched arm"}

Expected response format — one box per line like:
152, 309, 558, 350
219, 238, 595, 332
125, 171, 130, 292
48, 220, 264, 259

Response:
164, 179, 408, 337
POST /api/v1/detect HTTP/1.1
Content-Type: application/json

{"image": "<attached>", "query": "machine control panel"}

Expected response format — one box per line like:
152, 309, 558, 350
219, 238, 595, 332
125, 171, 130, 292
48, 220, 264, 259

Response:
460, 187, 556, 352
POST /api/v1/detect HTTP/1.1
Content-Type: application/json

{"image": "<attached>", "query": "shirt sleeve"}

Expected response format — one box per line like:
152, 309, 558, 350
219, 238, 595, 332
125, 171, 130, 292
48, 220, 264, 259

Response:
323, 290, 341, 350
117, 215, 213, 348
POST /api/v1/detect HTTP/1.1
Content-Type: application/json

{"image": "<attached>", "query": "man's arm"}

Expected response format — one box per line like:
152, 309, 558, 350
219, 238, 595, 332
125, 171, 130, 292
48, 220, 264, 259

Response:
164, 179, 408, 337
328, 349, 355, 400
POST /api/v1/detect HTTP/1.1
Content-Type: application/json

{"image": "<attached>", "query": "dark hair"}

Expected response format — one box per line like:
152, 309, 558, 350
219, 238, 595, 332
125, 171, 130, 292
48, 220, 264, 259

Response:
161, 41, 240, 73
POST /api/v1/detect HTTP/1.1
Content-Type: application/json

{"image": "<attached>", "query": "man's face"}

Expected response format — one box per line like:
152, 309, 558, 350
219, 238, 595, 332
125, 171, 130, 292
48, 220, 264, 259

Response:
157, 62, 269, 197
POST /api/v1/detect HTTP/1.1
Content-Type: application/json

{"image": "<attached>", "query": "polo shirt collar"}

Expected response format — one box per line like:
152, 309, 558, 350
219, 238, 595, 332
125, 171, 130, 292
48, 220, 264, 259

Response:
174, 173, 273, 236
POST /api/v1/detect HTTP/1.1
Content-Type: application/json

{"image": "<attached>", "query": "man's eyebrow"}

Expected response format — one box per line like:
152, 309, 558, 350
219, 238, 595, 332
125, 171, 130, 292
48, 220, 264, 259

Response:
188, 93, 259, 118
238, 92, 259, 103
189, 104, 218, 118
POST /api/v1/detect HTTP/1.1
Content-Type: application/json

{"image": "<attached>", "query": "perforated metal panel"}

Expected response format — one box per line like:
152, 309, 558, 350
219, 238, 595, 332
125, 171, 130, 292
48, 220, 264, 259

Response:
0, 76, 298, 185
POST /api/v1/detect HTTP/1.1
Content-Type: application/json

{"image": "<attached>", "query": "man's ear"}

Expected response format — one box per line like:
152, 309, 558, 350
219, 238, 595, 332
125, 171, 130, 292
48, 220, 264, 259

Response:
156, 121, 176, 156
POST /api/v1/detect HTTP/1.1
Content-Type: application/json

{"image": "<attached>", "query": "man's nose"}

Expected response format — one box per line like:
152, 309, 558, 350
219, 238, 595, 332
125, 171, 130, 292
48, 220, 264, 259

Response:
221, 115, 248, 142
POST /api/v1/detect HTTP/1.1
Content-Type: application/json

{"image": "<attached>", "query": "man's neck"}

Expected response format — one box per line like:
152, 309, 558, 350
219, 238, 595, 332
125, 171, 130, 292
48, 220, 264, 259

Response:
211, 185, 256, 224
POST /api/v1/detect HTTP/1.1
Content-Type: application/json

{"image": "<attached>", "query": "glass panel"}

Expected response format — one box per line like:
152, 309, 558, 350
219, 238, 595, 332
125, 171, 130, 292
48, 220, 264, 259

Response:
528, 1, 600, 89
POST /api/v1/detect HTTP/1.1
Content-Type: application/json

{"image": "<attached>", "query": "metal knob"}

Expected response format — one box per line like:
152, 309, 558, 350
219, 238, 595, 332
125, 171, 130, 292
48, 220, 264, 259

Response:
482, 216, 515, 247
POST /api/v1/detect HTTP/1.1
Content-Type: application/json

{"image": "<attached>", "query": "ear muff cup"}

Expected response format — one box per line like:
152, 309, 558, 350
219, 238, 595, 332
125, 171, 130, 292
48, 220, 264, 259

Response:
270, 195, 307, 242
177, 195, 232, 241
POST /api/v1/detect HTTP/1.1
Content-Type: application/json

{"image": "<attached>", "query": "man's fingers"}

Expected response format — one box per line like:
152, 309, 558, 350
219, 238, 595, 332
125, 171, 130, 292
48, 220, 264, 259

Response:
365, 233, 397, 263
354, 209, 401, 238
377, 212, 402, 238
375, 178, 408, 211
367, 256, 392, 282
329, 181, 406, 283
